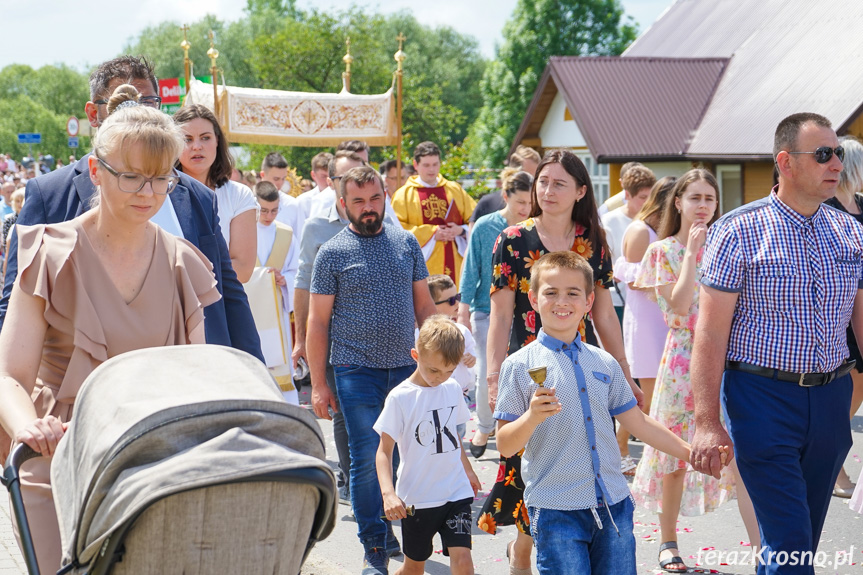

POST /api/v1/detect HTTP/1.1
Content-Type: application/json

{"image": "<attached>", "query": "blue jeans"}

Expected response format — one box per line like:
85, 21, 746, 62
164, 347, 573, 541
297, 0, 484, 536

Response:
529, 497, 636, 575
334, 363, 415, 553
723, 369, 852, 575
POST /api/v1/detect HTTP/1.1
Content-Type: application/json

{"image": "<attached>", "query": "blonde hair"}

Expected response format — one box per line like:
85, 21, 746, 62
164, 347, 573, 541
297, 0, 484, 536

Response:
93, 84, 184, 179
427, 274, 455, 302
529, 251, 595, 294
416, 315, 465, 366
838, 136, 863, 195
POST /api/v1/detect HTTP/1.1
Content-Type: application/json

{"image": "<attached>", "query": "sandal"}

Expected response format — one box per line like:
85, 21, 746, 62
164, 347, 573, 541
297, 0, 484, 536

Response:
658, 541, 688, 573
506, 540, 533, 575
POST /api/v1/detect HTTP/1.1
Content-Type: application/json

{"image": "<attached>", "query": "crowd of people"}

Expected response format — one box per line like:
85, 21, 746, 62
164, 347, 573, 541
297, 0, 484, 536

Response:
0, 53, 862, 575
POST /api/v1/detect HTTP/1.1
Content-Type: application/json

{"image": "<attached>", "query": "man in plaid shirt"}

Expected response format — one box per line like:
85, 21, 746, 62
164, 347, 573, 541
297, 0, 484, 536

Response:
690, 112, 863, 574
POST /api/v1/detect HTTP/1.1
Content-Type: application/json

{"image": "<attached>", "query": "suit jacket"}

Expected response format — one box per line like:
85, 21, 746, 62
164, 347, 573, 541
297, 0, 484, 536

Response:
0, 155, 264, 362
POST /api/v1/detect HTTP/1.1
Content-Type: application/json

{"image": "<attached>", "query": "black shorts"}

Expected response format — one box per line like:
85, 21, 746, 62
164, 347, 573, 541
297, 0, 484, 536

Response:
401, 497, 473, 562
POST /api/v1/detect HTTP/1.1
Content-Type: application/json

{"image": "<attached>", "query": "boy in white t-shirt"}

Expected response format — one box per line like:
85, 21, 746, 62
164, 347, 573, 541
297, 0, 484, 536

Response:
420, 275, 476, 439
375, 316, 481, 575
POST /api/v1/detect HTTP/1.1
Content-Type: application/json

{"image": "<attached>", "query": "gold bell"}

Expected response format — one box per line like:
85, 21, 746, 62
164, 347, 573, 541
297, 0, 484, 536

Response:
528, 366, 547, 387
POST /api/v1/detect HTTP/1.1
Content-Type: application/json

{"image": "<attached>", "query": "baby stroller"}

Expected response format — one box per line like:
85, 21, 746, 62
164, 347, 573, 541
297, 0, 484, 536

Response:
2, 345, 336, 575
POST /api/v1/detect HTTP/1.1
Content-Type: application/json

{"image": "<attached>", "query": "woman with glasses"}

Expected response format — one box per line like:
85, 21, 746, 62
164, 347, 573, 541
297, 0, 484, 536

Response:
174, 105, 257, 283
0, 84, 220, 572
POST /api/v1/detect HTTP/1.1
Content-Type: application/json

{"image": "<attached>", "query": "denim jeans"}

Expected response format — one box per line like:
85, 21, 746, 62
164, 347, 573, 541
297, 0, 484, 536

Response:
470, 311, 495, 434
334, 363, 415, 553
325, 361, 350, 490
529, 497, 636, 575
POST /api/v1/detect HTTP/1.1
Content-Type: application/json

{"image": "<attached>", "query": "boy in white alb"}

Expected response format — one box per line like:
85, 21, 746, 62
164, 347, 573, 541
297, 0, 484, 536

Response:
375, 316, 481, 575
249, 181, 299, 403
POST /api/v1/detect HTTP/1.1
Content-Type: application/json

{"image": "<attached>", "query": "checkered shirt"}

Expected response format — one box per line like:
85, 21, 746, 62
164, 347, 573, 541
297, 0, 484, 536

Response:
701, 190, 863, 373
494, 329, 637, 511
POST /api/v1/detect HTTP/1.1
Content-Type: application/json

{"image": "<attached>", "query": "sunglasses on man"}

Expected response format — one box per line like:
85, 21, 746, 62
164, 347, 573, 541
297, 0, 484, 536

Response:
788, 145, 844, 164
434, 293, 461, 306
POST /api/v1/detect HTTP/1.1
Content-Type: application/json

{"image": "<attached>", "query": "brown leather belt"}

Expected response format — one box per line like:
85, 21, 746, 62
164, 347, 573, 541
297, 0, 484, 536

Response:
725, 360, 856, 387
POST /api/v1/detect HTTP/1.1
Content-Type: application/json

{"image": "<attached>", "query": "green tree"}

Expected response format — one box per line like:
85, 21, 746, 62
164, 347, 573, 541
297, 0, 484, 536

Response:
469, 0, 637, 167
0, 64, 90, 117
0, 94, 82, 163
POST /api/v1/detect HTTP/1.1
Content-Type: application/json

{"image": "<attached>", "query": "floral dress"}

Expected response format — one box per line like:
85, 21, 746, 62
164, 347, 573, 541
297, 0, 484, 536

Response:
477, 218, 613, 534
630, 236, 735, 516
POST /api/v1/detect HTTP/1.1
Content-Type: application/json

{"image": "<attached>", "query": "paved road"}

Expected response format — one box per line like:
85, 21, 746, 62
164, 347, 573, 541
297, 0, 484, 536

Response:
2, 388, 861, 575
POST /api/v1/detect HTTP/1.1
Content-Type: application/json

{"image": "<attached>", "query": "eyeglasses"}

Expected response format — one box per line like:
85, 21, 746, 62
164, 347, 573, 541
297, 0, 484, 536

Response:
97, 158, 179, 195
258, 207, 280, 215
788, 145, 845, 164
434, 293, 461, 306
93, 96, 162, 110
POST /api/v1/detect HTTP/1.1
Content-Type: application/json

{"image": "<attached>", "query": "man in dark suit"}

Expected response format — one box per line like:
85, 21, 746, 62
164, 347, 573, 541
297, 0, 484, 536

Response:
0, 56, 263, 362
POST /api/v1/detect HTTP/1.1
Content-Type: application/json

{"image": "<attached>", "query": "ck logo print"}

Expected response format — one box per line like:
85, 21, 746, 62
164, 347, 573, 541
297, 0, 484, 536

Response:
414, 406, 459, 453
446, 512, 472, 535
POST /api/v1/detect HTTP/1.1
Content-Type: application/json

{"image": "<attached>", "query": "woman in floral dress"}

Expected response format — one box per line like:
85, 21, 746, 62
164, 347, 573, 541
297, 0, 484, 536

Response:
631, 169, 759, 572
478, 150, 643, 574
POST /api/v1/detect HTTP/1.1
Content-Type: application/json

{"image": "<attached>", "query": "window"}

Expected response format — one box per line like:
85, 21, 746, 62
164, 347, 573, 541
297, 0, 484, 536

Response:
574, 151, 610, 204
716, 165, 743, 214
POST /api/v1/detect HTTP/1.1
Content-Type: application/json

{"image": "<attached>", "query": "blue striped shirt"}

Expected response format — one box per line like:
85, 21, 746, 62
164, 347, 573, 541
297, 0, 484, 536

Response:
701, 190, 863, 373
459, 211, 507, 314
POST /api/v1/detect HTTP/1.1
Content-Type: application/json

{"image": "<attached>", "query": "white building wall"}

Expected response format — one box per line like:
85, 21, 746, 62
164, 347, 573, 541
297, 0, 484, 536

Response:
538, 92, 587, 149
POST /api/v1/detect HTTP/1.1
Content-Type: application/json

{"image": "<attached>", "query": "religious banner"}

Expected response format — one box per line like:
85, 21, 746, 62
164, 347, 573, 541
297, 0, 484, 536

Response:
184, 79, 398, 147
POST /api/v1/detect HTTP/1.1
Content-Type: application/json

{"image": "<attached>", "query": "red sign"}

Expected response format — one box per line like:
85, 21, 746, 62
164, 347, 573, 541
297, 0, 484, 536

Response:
159, 78, 182, 105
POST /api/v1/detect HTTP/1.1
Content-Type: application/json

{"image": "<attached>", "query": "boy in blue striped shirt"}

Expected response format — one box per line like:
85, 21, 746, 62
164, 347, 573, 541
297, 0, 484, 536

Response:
496, 252, 722, 575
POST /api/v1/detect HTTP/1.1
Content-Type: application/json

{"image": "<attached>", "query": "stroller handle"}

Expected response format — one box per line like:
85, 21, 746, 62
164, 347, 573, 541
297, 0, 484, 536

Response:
2, 443, 42, 575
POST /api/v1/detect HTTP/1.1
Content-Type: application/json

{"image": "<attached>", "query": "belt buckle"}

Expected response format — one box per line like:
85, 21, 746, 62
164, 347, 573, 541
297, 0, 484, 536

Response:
798, 372, 815, 387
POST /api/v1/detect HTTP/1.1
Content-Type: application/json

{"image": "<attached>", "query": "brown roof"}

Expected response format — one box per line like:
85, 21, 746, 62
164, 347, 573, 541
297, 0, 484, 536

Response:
624, 0, 863, 158
549, 56, 727, 161
515, 0, 863, 161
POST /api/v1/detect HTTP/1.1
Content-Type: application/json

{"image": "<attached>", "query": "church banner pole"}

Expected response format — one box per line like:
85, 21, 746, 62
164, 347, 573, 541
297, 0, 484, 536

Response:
180, 24, 192, 100
394, 33, 406, 181
342, 37, 353, 93
207, 30, 220, 119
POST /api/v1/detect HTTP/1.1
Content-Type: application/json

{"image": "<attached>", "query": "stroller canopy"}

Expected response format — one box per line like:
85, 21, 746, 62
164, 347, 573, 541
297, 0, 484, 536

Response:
50, 345, 331, 569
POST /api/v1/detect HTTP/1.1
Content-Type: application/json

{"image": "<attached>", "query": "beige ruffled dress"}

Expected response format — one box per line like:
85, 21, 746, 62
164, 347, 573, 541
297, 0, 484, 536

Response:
5, 217, 220, 572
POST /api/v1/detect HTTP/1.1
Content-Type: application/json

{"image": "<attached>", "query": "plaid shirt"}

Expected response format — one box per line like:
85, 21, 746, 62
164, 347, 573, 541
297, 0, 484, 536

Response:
701, 190, 863, 373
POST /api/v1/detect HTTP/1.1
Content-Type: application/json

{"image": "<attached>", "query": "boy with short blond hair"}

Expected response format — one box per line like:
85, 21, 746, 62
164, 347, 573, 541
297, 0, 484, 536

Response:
375, 315, 481, 575
422, 275, 476, 438
495, 251, 712, 575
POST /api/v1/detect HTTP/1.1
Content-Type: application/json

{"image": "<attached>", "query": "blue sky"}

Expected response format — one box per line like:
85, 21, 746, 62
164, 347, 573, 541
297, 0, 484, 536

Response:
0, 0, 670, 70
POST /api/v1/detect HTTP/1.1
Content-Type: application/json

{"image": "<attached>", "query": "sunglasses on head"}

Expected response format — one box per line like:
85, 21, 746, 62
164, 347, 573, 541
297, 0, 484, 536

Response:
434, 293, 461, 306
788, 145, 844, 164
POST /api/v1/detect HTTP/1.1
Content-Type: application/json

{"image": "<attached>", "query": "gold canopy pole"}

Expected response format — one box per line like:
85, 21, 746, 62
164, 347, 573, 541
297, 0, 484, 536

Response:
394, 33, 406, 181
342, 37, 353, 93
207, 30, 220, 118
180, 24, 192, 98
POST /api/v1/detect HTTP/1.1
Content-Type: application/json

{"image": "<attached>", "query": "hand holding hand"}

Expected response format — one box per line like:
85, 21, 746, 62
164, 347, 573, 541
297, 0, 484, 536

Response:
690, 424, 734, 479
434, 225, 455, 242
